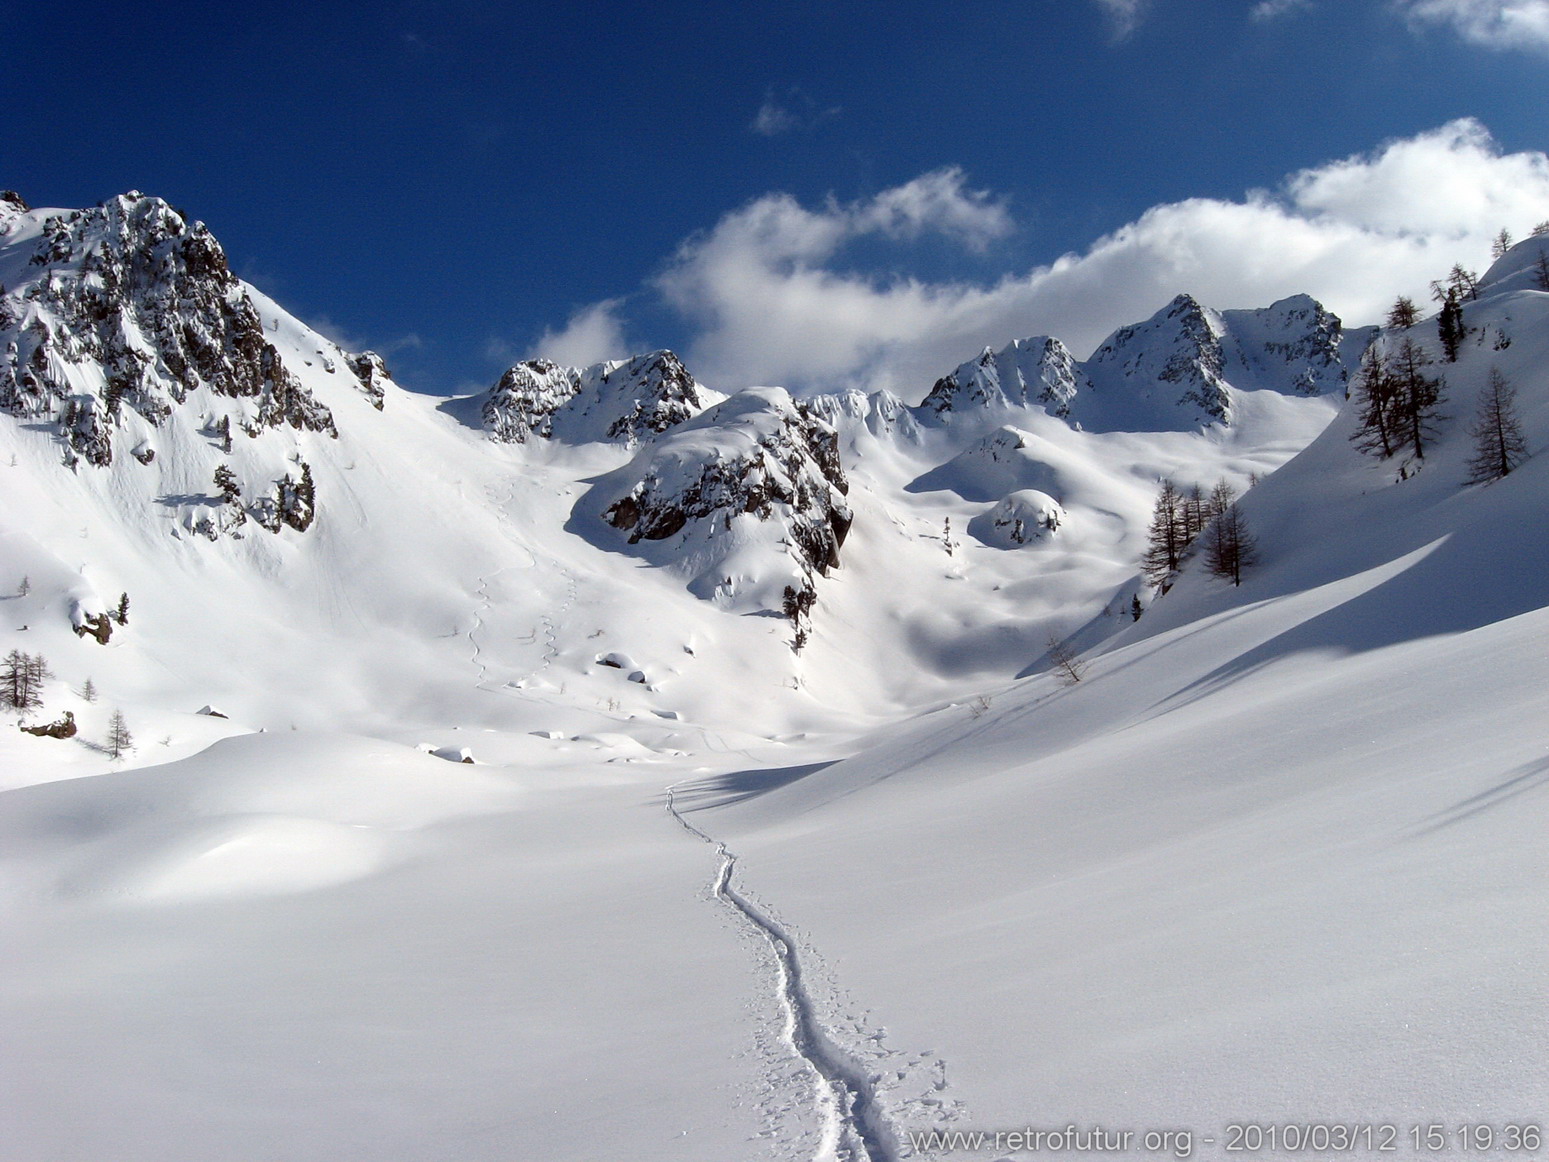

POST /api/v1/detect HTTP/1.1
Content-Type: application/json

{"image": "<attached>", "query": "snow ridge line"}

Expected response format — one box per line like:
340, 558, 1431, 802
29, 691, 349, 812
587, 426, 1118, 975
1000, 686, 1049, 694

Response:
666, 785, 898, 1162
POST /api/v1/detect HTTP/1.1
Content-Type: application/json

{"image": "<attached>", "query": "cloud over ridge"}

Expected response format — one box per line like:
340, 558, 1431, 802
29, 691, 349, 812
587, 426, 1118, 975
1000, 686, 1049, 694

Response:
541, 121, 1549, 399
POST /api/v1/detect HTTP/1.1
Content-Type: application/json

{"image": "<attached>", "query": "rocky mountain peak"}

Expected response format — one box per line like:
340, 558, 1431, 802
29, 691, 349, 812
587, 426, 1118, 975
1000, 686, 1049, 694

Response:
0, 193, 339, 465
482, 348, 719, 446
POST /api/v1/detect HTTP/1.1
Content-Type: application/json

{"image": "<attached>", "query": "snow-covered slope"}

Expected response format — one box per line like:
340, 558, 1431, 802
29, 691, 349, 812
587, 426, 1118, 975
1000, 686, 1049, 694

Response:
681, 235, 1549, 1149
2, 195, 1542, 1162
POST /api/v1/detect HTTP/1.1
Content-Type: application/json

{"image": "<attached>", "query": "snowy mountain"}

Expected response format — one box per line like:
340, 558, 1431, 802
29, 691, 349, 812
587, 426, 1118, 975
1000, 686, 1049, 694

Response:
1, 194, 1543, 1162
481, 348, 721, 446
922, 291, 1355, 432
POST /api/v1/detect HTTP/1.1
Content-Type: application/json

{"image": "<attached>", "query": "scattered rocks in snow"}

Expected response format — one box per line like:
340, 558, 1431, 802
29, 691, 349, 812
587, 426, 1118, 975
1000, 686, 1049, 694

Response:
20, 710, 76, 738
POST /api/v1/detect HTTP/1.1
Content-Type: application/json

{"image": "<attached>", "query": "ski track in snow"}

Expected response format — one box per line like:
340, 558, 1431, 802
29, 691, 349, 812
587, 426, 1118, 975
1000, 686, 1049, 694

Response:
666, 783, 900, 1162
466, 477, 578, 698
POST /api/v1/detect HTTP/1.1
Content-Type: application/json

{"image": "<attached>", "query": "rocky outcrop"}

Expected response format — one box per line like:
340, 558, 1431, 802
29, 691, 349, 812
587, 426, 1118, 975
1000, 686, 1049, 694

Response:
0, 193, 339, 466
345, 351, 393, 410
589, 387, 851, 617
1086, 294, 1232, 425
482, 349, 718, 446
921, 336, 1087, 420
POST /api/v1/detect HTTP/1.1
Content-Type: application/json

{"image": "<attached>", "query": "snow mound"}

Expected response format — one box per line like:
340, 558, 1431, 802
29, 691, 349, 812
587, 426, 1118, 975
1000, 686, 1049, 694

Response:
0, 733, 514, 905
969, 489, 1065, 548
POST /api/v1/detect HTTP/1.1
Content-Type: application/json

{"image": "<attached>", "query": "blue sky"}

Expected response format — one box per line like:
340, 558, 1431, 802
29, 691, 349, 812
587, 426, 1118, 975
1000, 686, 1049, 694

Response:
9, 0, 1549, 397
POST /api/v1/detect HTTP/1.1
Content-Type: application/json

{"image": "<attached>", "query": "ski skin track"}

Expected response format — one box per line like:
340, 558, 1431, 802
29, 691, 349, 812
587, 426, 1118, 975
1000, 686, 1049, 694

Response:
666, 783, 899, 1162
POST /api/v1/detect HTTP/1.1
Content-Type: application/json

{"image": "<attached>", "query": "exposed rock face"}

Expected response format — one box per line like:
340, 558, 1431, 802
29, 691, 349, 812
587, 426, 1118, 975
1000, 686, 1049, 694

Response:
921, 336, 1087, 419
920, 292, 1350, 433
345, 351, 393, 410
1219, 294, 1346, 397
481, 358, 580, 442
482, 349, 718, 446
589, 387, 851, 615
1086, 294, 1232, 425
0, 193, 339, 466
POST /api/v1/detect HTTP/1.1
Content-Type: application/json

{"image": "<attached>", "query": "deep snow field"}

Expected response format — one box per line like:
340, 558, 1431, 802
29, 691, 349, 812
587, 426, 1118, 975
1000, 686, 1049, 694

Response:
0, 205, 1545, 1161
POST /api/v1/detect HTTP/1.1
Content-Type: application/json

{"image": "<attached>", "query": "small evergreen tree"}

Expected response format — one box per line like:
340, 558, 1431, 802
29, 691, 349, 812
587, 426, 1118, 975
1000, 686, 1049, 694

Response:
107, 708, 132, 760
115, 592, 129, 626
1437, 290, 1465, 362
942, 517, 956, 556
1204, 504, 1259, 586
1385, 296, 1420, 330
214, 465, 241, 503
1129, 594, 1143, 622
1491, 228, 1514, 259
1463, 369, 1530, 485
79, 676, 98, 703
16, 575, 29, 597
1533, 250, 1549, 293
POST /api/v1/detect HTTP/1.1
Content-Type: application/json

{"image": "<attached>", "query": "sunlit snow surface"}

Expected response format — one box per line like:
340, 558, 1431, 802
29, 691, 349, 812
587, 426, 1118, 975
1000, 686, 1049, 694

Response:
1, 213, 1546, 1160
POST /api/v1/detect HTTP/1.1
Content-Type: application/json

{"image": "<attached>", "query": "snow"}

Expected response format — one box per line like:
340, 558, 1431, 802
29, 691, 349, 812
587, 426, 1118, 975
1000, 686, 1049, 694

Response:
0, 197, 1544, 1160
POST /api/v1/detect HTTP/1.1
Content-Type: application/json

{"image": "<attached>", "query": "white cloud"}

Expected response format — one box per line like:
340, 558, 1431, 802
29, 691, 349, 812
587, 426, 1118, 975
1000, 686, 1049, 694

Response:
1091, 0, 1151, 38
1394, 0, 1549, 50
749, 86, 841, 136
572, 120, 1549, 399
529, 298, 630, 368
751, 100, 800, 137
1251, 0, 1315, 21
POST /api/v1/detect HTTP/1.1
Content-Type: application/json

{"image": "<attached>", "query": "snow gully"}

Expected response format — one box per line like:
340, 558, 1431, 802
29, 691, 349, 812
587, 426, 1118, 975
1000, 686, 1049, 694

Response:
665, 785, 897, 1162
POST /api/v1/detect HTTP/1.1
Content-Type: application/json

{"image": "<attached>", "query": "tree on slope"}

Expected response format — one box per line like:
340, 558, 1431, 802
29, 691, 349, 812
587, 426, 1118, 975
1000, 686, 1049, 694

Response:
1141, 480, 1186, 591
1438, 290, 1465, 363
1391, 339, 1447, 462
1204, 503, 1259, 586
1464, 369, 1530, 485
107, 709, 133, 760
2, 649, 51, 711
1386, 296, 1420, 330
1350, 344, 1399, 459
